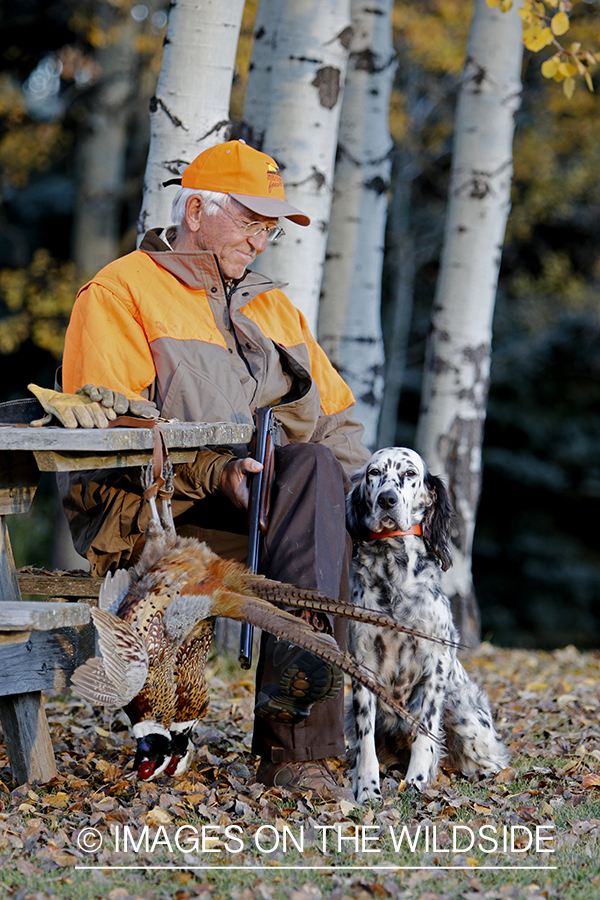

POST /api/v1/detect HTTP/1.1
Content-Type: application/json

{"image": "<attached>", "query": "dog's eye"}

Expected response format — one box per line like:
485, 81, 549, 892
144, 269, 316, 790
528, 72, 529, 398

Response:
368, 468, 380, 478
406, 470, 417, 478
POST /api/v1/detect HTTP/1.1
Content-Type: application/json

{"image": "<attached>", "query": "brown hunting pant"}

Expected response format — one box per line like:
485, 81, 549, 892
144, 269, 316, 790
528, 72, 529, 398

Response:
174, 442, 350, 763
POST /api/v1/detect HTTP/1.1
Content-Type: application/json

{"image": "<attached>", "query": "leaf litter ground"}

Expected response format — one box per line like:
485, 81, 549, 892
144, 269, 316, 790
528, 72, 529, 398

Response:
0, 643, 599, 900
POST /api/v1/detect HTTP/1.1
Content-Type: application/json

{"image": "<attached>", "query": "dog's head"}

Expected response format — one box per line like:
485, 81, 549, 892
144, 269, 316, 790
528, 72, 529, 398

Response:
346, 447, 454, 571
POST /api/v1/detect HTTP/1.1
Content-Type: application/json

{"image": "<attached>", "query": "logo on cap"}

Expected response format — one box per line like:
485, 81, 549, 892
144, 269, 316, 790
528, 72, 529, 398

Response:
267, 162, 283, 194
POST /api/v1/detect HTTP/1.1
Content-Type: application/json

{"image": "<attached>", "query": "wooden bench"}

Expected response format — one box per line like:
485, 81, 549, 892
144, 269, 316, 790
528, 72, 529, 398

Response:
0, 420, 252, 784
0, 596, 93, 783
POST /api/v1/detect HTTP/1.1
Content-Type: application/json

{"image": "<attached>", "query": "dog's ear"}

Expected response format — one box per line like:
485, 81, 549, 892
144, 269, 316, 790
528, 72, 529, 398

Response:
422, 472, 454, 571
346, 471, 371, 542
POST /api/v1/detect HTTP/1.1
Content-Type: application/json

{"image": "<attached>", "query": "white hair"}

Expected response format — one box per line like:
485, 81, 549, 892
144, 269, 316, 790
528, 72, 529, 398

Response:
170, 187, 232, 229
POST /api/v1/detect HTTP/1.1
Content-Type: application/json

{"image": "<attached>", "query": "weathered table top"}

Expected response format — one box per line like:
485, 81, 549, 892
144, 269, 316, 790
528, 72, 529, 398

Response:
0, 421, 255, 483
0, 421, 253, 452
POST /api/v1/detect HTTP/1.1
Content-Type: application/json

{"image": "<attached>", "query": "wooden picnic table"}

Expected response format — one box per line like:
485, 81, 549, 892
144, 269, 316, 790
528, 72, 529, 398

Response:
0, 420, 252, 784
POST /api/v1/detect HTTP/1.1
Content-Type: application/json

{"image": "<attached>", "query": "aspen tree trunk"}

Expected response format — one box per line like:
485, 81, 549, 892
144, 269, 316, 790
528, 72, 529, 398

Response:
317, 0, 395, 448
241, 0, 352, 332
415, 0, 523, 647
138, 0, 245, 237
72, 3, 140, 278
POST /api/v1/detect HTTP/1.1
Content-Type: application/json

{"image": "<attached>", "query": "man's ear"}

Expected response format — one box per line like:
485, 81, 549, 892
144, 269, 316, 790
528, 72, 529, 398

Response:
184, 195, 203, 232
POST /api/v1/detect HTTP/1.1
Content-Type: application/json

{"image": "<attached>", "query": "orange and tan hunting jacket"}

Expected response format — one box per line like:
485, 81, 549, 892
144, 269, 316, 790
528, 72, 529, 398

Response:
59, 230, 369, 575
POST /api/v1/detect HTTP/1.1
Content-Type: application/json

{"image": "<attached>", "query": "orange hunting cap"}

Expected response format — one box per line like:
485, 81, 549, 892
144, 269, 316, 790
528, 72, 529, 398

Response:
180, 140, 310, 226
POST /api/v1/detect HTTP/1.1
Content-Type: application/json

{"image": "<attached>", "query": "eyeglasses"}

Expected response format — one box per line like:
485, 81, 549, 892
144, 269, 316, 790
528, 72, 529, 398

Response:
211, 200, 285, 243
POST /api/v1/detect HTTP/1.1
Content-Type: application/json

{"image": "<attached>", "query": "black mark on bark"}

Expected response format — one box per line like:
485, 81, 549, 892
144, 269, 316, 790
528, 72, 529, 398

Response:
311, 66, 341, 109
149, 96, 187, 129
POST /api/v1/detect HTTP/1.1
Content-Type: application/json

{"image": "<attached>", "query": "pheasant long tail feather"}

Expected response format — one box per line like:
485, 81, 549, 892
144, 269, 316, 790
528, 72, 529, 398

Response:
219, 592, 442, 745
238, 575, 461, 649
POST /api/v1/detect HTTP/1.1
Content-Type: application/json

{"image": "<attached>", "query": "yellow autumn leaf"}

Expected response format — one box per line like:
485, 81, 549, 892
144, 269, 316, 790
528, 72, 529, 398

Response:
50, 850, 78, 867
582, 773, 600, 789
500, 0, 513, 10
541, 58, 560, 78
584, 70, 594, 92
466, 857, 479, 868
551, 10, 570, 36
523, 26, 554, 53
339, 799, 358, 815
526, 680, 548, 691
143, 806, 173, 826
558, 61, 578, 77
93, 725, 111, 737
486, 0, 502, 6
45, 791, 68, 809
522, 26, 539, 49
18, 803, 36, 814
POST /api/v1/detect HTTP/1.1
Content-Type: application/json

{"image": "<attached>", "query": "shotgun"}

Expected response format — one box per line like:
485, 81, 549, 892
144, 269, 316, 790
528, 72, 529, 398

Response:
239, 406, 278, 669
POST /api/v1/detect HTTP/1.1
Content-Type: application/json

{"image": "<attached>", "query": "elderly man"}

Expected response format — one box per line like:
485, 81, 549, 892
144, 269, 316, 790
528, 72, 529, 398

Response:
58, 140, 370, 800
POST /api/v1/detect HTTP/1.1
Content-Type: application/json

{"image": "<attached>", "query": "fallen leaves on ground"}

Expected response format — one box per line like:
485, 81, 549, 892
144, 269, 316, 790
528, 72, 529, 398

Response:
0, 646, 598, 900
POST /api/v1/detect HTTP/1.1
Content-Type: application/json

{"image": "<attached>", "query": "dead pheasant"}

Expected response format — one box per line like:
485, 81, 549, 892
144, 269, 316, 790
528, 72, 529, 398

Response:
71, 455, 458, 781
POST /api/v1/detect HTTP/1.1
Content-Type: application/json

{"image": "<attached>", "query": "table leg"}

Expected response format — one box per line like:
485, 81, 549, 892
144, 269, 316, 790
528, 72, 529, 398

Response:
0, 692, 57, 783
0, 515, 57, 784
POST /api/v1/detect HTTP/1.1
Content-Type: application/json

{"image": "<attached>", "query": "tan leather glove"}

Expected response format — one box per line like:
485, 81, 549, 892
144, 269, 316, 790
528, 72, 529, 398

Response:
28, 384, 158, 428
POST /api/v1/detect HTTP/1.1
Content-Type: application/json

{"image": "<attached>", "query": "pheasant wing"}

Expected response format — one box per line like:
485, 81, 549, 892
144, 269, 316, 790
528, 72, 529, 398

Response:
70, 658, 132, 709
71, 608, 149, 709
98, 568, 132, 614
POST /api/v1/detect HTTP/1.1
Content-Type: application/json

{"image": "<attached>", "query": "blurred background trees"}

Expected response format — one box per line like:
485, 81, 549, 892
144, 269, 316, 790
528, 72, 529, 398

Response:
0, 0, 598, 649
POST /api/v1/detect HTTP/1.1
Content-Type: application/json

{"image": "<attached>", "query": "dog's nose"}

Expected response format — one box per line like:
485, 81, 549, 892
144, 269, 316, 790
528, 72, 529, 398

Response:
377, 491, 397, 510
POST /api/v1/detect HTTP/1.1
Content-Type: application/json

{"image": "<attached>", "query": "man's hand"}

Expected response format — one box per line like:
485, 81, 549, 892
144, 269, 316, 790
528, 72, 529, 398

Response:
220, 458, 263, 510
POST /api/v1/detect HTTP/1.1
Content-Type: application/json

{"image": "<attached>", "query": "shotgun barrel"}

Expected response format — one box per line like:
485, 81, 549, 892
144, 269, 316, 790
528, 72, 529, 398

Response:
239, 407, 275, 669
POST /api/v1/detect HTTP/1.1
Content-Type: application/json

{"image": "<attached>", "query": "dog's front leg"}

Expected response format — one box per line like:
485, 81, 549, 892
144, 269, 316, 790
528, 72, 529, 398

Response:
352, 682, 381, 803
405, 664, 446, 791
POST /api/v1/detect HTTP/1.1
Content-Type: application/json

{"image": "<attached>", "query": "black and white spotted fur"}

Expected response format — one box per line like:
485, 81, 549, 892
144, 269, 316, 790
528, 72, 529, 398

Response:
346, 447, 508, 803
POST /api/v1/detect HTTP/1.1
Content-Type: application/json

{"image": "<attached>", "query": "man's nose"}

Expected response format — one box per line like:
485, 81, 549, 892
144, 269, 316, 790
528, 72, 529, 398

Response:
247, 230, 269, 252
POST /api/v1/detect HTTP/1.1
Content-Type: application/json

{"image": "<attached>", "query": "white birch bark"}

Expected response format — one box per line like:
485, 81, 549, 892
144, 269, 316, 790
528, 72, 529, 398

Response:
138, 0, 245, 238
241, 0, 352, 332
415, 0, 524, 646
317, 0, 396, 448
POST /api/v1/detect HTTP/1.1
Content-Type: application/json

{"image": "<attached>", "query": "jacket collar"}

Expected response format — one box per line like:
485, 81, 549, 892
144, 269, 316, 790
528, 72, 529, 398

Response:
139, 228, 285, 306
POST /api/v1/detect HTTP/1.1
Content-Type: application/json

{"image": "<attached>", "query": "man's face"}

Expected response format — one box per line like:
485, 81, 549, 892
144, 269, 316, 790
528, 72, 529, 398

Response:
194, 197, 278, 279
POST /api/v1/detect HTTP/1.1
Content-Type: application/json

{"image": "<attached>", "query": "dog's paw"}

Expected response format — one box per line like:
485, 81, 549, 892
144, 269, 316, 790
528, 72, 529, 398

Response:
353, 768, 382, 803
354, 781, 383, 804
405, 773, 429, 792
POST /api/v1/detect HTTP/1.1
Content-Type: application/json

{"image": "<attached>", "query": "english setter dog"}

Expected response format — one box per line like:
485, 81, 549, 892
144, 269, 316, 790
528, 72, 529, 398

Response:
346, 447, 508, 803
